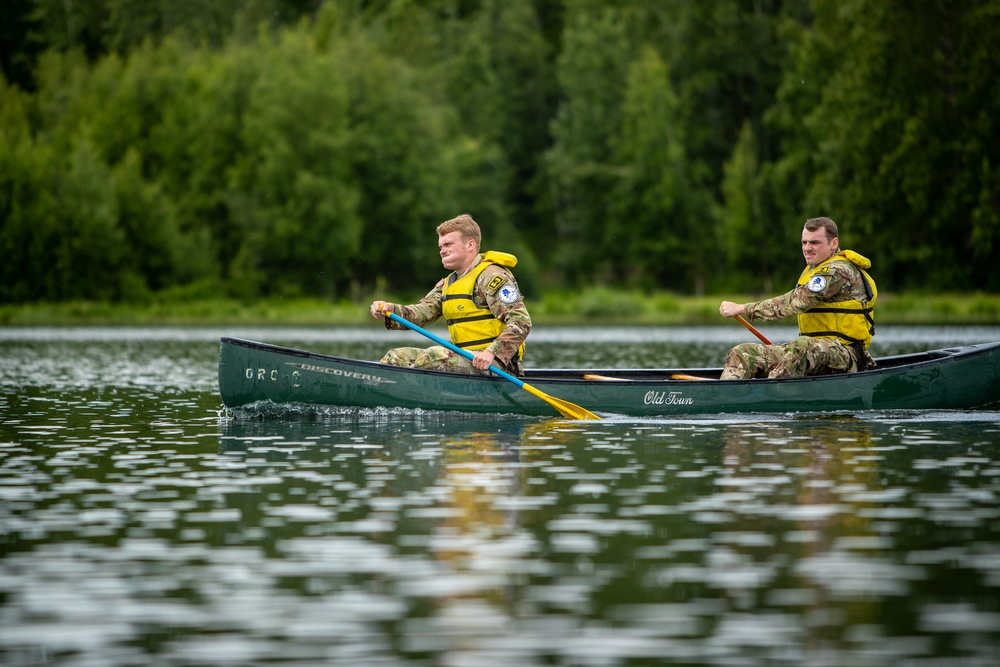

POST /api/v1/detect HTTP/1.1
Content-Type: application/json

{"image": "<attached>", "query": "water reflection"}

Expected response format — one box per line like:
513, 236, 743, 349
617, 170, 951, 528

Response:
216, 411, 1000, 664
3, 329, 1000, 666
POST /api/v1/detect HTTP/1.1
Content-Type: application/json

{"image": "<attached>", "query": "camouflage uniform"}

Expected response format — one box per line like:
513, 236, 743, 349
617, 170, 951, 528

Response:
380, 255, 531, 376
721, 257, 876, 380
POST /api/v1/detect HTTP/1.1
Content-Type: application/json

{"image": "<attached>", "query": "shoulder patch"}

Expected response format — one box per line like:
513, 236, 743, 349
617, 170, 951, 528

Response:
486, 275, 508, 293
806, 275, 828, 293
497, 284, 520, 304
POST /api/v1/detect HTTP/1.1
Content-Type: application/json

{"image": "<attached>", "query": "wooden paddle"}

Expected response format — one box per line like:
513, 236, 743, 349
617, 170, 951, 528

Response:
385, 312, 601, 420
735, 314, 772, 345
585, 372, 718, 382
582, 373, 628, 381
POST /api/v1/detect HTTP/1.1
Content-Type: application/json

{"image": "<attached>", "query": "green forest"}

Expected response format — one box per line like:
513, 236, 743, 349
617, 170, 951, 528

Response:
2, 0, 998, 307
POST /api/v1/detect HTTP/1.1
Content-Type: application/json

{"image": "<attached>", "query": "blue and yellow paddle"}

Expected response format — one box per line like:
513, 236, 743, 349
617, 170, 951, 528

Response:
385, 311, 601, 420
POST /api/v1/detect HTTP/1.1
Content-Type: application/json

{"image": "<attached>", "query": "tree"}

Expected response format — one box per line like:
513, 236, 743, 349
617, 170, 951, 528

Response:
790, 0, 1000, 290
0, 0, 44, 90
719, 121, 792, 293
472, 0, 558, 260
226, 28, 361, 298
606, 46, 692, 290
544, 4, 630, 283
49, 138, 126, 300
112, 148, 212, 298
0, 79, 57, 302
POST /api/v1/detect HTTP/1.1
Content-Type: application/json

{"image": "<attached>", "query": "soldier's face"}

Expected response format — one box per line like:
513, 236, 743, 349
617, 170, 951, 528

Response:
438, 231, 477, 272
802, 228, 838, 267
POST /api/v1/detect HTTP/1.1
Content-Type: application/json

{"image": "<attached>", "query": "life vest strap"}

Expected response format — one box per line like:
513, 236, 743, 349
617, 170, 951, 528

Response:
456, 335, 499, 349
445, 313, 495, 326
806, 306, 873, 315
801, 330, 864, 345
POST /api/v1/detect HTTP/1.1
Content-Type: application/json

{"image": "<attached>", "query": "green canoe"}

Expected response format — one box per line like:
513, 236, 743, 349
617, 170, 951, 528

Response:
218, 337, 1000, 418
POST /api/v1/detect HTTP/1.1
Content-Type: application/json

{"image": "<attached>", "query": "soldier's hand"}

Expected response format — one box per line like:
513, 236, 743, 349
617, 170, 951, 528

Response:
370, 301, 393, 319
719, 301, 746, 318
472, 349, 496, 371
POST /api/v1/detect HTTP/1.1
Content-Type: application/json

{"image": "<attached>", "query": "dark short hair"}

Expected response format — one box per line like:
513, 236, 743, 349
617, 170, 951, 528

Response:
804, 217, 838, 241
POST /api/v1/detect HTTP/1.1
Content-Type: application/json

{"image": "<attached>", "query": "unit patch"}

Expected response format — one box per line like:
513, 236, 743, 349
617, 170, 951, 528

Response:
806, 275, 828, 293
486, 275, 507, 293
498, 285, 520, 304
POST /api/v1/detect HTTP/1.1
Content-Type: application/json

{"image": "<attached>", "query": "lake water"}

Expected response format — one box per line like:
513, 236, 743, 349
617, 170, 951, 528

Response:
3, 324, 1000, 666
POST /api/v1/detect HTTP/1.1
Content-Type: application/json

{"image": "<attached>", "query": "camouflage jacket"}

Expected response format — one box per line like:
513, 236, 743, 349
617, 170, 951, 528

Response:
746, 257, 872, 324
384, 256, 532, 364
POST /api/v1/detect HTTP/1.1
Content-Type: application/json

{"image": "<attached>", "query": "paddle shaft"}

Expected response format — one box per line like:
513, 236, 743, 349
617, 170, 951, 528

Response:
384, 311, 601, 420
386, 312, 525, 386
736, 314, 772, 345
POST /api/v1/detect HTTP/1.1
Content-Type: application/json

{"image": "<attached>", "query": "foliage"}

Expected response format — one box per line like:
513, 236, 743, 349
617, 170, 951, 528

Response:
769, 0, 1000, 291
544, 5, 631, 283
6, 290, 999, 326
0, 0, 998, 306
606, 45, 691, 291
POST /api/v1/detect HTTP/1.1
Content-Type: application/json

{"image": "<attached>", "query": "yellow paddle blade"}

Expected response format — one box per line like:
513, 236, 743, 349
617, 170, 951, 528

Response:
522, 382, 602, 420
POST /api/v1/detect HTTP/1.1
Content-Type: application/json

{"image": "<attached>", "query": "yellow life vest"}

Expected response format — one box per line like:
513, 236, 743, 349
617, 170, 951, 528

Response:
797, 250, 878, 348
441, 251, 524, 358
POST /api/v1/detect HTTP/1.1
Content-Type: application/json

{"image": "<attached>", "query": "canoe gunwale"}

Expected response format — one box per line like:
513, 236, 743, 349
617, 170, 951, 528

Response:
220, 336, 994, 384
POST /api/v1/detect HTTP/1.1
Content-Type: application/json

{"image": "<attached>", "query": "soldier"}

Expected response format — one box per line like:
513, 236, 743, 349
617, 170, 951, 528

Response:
717, 217, 877, 380
369, 214, 531, 376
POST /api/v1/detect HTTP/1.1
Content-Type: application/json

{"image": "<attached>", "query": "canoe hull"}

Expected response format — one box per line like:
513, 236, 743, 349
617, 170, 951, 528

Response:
218, 338, 1000, 417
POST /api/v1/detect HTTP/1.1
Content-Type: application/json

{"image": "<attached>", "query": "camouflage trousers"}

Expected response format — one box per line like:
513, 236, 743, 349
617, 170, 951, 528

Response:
720, 336, 864, 380
380, 346, 520, 376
